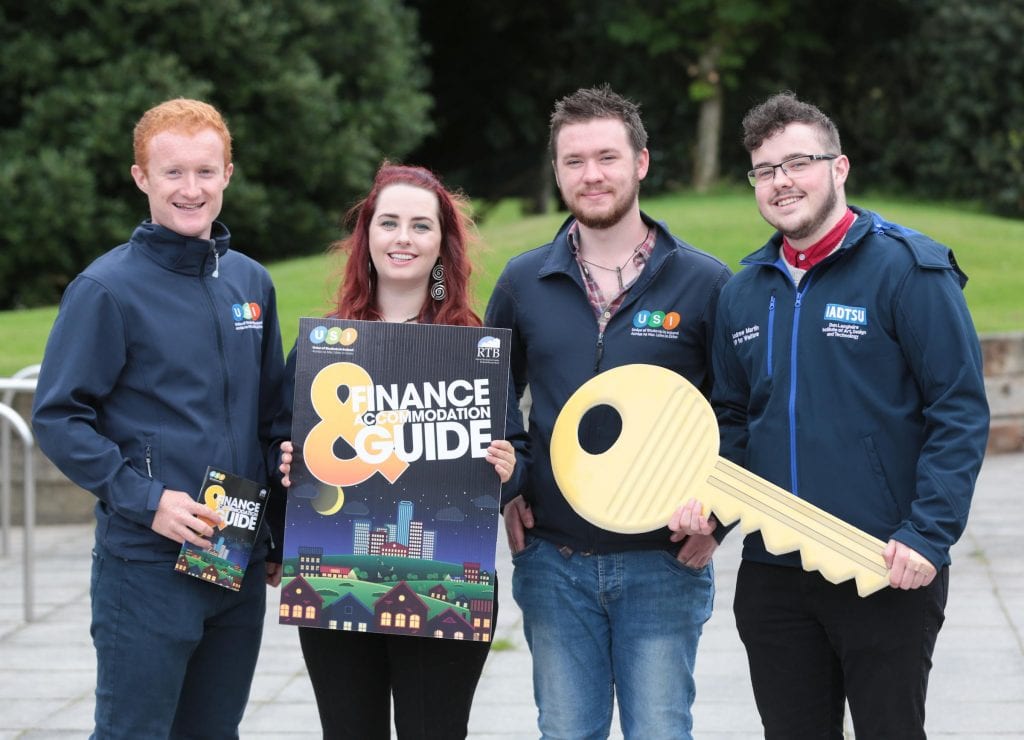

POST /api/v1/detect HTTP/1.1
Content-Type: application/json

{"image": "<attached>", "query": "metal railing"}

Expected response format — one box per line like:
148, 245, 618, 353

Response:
1, 365, 39, 556
0, 366, 39, 621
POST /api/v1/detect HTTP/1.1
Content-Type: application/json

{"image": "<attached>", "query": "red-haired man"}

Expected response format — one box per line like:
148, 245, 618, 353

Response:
33, 98, 288, 738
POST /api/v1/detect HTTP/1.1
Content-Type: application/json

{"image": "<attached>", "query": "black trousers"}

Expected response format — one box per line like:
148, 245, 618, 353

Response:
734, 560, 948, 740
298, 617, 492, 740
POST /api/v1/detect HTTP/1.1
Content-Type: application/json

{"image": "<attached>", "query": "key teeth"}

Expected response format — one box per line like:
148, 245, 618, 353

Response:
854, 575, 890, 597
711, 509, 741, 527
759, 523, 803, 557
710, 504, 757, 534
713, 503, 891, 597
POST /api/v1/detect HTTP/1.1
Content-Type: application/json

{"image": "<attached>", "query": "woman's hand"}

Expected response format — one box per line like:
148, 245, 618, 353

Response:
486, 439, 516, 484
279, 440, 293, 487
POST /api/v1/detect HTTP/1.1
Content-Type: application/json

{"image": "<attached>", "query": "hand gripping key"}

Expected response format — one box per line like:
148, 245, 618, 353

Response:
550, 364, 890, 596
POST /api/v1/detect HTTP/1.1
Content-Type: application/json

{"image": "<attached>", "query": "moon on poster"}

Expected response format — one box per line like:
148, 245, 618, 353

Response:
312, 485, 345, 516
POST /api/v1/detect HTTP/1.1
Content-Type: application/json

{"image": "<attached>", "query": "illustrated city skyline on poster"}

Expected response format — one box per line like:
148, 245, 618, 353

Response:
279, 319, 510, 642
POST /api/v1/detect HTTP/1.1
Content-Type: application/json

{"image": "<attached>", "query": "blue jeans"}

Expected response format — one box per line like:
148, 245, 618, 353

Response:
90, 542, 266, 739
512, 537, 714, 740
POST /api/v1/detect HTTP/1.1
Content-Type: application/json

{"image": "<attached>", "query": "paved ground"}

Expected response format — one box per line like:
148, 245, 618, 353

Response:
1, 453, 1022, 739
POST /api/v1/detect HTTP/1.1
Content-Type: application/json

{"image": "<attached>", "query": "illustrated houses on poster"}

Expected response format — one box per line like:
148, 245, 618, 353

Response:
280, 319, 510, 642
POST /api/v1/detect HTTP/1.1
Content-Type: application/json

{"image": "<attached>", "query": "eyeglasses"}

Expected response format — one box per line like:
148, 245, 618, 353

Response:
747, 154, 838, 187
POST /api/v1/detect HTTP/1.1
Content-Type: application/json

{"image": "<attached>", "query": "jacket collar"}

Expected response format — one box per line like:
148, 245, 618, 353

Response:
130, 220, 231, 276
741, 205, 874, 267
537, 211, 675, 289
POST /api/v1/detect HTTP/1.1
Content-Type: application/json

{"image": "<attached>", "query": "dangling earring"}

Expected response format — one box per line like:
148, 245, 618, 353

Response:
430, 259, 446, 301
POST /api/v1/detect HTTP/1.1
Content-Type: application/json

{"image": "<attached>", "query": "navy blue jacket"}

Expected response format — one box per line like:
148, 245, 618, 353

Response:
711, 207, 989, 569
486, 214, 732, 553
33, 221, 288, 562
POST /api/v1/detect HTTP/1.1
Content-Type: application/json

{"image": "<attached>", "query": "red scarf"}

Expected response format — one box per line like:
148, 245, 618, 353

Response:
782, 208, 856, 270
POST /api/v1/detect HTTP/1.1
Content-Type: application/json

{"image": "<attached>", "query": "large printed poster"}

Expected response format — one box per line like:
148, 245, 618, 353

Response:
279, 318, 511, 642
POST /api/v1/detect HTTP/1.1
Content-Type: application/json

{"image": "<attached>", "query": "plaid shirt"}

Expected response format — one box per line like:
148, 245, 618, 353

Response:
568, 220, 655, 334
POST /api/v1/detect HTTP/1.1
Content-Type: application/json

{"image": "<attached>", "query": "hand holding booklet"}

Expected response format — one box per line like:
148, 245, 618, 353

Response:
174, 466, 268, 591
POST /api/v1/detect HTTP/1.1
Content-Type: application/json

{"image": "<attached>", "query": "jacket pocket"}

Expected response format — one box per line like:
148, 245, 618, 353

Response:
860, 434, 902, 521
659, 549, 712, 578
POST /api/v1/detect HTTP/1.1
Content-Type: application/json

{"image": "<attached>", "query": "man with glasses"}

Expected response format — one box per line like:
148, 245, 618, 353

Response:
706, 92, 988, 737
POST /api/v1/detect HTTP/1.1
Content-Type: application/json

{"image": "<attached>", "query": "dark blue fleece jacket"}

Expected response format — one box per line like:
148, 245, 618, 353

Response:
486, 214, 732, 554
711, 207, 989, 570
33, 221, 288, 562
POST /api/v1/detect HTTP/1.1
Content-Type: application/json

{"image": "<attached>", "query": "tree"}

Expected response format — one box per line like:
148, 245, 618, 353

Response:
408, 0, 627, 213
901, 0, 1024, 216
605, 0, 789, 192
753, 0, 1024, 218
410, 1, 807, 208
0, 0, 431, 308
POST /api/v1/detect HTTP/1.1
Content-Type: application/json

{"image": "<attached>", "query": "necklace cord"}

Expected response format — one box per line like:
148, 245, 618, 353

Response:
579, 228, 651, 291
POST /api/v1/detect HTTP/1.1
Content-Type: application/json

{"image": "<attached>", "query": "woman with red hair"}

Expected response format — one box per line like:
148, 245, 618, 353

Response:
280, 163, 520, 739
329, 162, 485, 327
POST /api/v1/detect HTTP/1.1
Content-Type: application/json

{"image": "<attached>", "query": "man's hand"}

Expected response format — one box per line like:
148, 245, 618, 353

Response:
151, 488, 221, 548
884, 539, 937, 590
676, 533, 718, 570
503, 495, 534, 555
265, 561, 283, 587
279, 440, 293, 487
668, 498, 717, 541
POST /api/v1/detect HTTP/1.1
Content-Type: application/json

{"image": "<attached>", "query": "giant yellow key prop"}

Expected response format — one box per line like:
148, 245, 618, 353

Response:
550, 364, 890, 597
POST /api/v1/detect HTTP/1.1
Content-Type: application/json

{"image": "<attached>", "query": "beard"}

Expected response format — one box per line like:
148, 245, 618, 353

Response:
566, 175, 641, 230
766, 178, 839, 242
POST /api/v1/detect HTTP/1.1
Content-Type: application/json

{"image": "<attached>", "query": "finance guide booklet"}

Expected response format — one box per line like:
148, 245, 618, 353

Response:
175, 467, 268, 591
281, 318, 511, 642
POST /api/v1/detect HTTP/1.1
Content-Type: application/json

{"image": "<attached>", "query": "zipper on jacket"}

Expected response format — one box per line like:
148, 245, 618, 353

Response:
594, 331, 605, 372
145, 445, 153, 478
766, 293, 776, 379
787, 275, 813, 496
262, 513, 275, 554
211, 244, 220, 278
200, 275, 239, 472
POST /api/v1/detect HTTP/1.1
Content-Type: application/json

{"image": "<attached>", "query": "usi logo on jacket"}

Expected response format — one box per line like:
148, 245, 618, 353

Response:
631, 308, 681, 339
231, 302, 263, 331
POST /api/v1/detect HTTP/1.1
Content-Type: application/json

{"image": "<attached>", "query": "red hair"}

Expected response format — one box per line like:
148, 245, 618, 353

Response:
330, 163, 481, 327
133, 98, 231, 172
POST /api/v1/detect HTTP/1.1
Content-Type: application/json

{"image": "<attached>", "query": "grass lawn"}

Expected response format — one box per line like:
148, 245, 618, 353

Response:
2, 190, 1021, 377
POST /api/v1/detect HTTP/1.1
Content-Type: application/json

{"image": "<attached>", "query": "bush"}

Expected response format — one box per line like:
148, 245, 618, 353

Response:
0, 0, 431, 308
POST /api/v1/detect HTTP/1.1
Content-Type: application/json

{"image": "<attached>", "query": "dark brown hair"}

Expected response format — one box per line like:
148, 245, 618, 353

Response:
741, 91, 841, 154
549, 84, 647, 160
